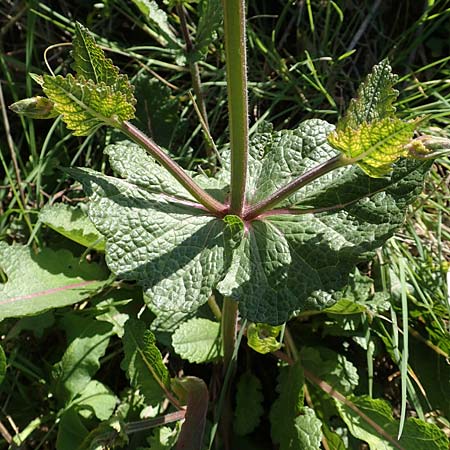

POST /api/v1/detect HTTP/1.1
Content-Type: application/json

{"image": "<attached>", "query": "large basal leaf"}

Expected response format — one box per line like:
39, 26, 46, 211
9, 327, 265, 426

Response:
70, 167, 227, 315
0, 242, 109, 321
336, 395, 449, 450
218, 119, 430, 324
43, 74, 135, 136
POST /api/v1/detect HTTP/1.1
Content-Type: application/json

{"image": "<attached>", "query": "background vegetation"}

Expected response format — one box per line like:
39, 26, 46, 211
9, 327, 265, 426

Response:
0, 0, 449, 448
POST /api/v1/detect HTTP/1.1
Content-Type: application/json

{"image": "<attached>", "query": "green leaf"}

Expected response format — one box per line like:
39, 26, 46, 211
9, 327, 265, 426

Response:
71, 22, 134, 104
218, 119, 431, 324
39, 203, 105, 251
339, 59, 399, 129
132, 74, 184, 148
0, 345, 6, 385
52, 318, 113, 402
328, 117, 419, 177
147, 425, 180, 450
246, 322, 283, 354
78, 418, 129, 450
104, 140, 194, 200
70, 380, 117, 420
0, 242, 109, 321
121, 319, 168, 404
270, 361, 305, 446
131, 0, 183, 53
192, 0, 222, 62
56, 408, 89, 450
233, 371, 264, 436
172, 318, 222, 363
9, 96, 58, 119
337, 395, 449, 450
42, 74, 135, 136
291, 407, 323, 450
301, 347, 359, 395
70, 168, 227, 315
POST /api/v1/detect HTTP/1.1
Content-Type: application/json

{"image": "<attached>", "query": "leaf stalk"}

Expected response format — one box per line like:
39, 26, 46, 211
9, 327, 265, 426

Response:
119, 121, 227, 215
245, 155, 346, 220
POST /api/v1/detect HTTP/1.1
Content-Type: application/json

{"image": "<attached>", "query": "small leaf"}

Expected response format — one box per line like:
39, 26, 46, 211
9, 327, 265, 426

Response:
171, 376, 208, 450
9, 96, 58, 119
328, 117, 419, 177
42, 74, 135, 136
70, 380, 117, 420
39, 203, 105, 251
147, 425, 180, 450
71, 22, 135, 104
337, 395, 449, 450
172, 318, 222, 363
339, 59, 398, 129
0, 242, 109, 321
78, 418, 129, 450
270, 361, 305, 446
246, 322, 283, 354
121, 319, 168, 405
52, 318, 113, 402
234, 371, 264, 436
56, 408, 89, 450
291, 407, 323, 450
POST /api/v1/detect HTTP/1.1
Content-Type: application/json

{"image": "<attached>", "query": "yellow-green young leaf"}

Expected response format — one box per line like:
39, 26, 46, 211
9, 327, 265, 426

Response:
71, 22, 135, 104
339, 59, 398, 129
247, 323, 283, 354
43, 74, 135, 136
9, 96, 58, 119
328, 118, 418, 177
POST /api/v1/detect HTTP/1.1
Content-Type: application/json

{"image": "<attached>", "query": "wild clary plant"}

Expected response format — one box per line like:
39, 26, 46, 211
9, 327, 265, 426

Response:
6, 1, 450, 448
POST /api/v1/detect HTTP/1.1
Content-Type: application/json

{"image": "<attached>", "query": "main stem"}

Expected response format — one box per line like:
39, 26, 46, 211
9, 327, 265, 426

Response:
223, 0, 249, 216
119, 121, 226, 215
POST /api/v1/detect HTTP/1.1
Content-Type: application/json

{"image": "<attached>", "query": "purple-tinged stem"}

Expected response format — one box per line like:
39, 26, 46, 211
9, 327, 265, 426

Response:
119, 121, 227, 216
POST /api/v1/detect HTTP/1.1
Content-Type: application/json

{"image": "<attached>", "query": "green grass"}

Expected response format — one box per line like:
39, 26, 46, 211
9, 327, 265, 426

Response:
0, 0, 449, 448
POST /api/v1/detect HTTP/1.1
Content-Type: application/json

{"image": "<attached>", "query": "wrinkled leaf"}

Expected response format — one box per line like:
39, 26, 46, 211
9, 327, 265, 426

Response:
328, 117, 419, 177
70, 167, 227, 315
291, 407, 323, 450
39, 203, 105, 251
337, 395, 449, 450
0, 242, 109, 321
71, 22, 134, 104
270, 361, 304, 446
192, 0, 222, 62
43, 74, 135, 136
172, 318, 222, 363
234, 371, 264, 436
338, 59, 398, 129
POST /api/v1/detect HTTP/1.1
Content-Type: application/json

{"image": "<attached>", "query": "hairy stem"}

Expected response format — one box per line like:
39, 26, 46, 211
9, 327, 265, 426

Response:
223, 0, 249, 216
245, 155, 346, 220
221, 297, 238, 373
119, 121, 227, 215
